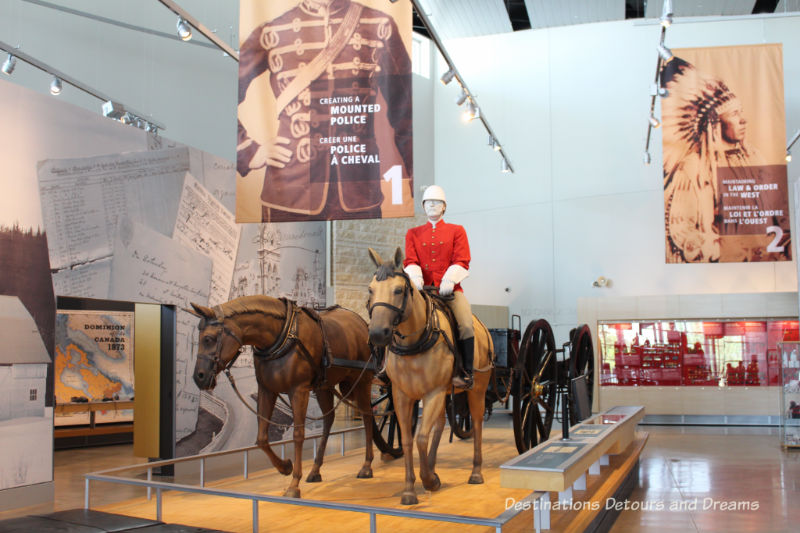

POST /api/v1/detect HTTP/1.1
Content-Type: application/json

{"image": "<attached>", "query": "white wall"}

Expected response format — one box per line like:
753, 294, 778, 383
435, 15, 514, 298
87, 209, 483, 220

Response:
434, 14, 800, 341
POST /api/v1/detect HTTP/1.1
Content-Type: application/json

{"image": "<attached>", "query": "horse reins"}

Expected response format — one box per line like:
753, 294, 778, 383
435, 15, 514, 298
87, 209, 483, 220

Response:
207, 301, 377, 430
196, 305, 245, 380
367, 270, 454, 357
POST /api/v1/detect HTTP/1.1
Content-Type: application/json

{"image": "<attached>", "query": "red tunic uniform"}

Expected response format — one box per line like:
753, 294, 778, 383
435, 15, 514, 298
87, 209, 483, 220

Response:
404, 221, 470, 292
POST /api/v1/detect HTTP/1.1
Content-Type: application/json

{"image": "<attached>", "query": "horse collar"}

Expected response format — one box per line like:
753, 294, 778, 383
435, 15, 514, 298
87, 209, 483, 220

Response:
253, 298, 298, 360
390, 290, 442, 356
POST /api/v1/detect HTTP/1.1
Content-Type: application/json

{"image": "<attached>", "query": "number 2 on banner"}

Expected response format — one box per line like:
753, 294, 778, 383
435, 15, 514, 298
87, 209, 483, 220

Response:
766, 226, 784, 253
383, 165, 403, 205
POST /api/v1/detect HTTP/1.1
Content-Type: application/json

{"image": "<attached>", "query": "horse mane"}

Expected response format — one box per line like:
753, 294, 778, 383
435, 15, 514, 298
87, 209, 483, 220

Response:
375, 262, 401, 281
220, 295, 286, 321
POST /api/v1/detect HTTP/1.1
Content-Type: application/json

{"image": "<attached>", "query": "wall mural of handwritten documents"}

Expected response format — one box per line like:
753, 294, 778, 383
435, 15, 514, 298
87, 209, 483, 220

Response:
4, 77, 329, 461
0, 78, 144, 494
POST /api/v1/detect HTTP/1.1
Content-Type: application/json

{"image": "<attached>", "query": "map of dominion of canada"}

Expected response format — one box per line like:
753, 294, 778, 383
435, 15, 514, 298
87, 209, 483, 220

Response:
54, 310, 134, 403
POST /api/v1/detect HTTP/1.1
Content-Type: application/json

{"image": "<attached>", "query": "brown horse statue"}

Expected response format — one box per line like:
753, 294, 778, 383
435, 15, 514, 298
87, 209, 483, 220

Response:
366, 248, 493, 505
188, 295, 375, 498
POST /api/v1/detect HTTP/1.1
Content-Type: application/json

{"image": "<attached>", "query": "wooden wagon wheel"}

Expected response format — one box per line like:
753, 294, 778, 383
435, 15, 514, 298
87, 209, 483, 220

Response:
371, 383, 418, 458
568, 324, 595, 425
512, 319, 558, 454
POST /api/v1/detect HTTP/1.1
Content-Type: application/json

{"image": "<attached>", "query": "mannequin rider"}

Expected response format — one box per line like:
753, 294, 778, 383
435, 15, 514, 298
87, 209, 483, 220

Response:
404, 185, 475, 389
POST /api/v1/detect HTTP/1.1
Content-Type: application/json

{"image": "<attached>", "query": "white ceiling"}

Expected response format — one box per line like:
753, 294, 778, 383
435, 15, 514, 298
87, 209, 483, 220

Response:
416, 0, 800, 41
525, 0, 624, 30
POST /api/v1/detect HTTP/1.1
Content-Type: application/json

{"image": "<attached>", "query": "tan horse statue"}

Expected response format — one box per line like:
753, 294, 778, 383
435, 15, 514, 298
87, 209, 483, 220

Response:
188, 295, 375, 498
366, 248, 493, 505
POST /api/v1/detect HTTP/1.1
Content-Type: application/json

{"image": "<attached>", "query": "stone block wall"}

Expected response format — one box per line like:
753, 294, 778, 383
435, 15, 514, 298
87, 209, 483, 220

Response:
333, 214, 425, 320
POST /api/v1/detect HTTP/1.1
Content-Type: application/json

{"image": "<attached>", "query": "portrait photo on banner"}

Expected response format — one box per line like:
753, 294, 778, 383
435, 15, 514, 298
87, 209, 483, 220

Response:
660, 43, 790, 263
236, 0, 415, 223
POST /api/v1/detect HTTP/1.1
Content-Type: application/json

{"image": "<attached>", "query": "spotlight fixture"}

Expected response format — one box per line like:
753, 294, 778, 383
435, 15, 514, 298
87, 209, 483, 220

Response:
1, 53, 15, 75
501, 158, 511, 173
649, 115, 661, 128
49, 76, 62, 95
657, 44, 674, 63
455, 87, 467, 106
592, 276, 609, 288
660, 0, 673, 28
176, 17, 193, 41
462, 100, 479, 122
102, 100, 126, 120
786, 152, 792, 163
440, 67, 455, 85
643, 151, 652, 165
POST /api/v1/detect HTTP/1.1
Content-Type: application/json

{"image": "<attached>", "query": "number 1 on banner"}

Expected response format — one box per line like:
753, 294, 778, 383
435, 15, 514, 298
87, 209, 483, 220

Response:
383, 165, 403, 205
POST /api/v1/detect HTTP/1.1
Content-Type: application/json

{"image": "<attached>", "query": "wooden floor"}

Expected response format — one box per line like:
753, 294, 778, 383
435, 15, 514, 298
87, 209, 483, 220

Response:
96, 424, 536, 532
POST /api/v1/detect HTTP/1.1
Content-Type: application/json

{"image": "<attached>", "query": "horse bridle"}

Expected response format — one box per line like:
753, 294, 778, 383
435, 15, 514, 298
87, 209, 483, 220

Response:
367, 270, 411, 327
197, 305, 244, 376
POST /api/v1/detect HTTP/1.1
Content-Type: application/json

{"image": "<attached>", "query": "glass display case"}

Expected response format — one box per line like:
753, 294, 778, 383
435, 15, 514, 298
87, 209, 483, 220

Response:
778, 342, 800, 448
598, 319, 798, 387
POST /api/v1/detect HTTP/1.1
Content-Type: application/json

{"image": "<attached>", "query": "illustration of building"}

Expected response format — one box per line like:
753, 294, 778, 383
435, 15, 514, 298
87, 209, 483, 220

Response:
0, 295, 49, 422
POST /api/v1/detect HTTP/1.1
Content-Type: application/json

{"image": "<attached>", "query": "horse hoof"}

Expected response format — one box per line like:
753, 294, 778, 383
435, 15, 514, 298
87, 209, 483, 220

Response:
278, 460, 293, 476
356, 468, 373, 479
401, 493, 418, 505
468, 473, 484, 485
423, 473, 441, 492
306, 472, 322, 483
283, 487, 301, 498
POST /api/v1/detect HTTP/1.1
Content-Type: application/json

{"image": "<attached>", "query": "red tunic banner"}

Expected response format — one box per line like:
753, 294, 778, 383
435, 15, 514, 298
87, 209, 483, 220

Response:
661, 44, 790, 263
236, 0, 414, 222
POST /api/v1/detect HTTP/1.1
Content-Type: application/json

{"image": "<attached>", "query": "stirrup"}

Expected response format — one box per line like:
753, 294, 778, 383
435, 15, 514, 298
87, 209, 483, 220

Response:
451, 373, 473, 390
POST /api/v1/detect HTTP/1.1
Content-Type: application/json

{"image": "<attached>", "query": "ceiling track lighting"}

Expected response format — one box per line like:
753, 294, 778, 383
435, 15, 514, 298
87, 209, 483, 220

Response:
462, 100, 479, 122
411, 0, 513, 174
440, 67, 455, 85
660, 0, 673, 27
49, 76, 62, 95
0, 39, 165, 131
657, 43, 674, 63
643, 0, 674, 166
156, 0, 238, 59
2, 53, 16, 75
176, 17, 193, 41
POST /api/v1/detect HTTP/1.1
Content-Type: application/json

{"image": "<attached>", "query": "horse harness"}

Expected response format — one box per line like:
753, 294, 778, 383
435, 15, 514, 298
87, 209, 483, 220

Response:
252, 298, 331, 389
367, 269, 457, 357
196, 305, 245, 379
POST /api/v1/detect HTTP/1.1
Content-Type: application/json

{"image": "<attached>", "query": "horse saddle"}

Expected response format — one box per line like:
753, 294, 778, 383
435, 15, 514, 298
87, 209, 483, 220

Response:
423, 289, 463, 373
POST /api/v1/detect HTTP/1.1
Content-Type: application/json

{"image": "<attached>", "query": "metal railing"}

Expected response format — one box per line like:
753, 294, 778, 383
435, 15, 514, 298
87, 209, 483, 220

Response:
84, 424, 537, 532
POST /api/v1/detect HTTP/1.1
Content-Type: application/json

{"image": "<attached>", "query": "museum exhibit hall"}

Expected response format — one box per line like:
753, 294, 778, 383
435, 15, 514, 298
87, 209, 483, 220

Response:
2, 0, 800, 532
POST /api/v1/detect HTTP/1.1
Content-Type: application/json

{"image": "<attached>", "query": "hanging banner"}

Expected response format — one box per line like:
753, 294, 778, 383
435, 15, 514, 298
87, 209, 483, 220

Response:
661, 44, 790, 263
236, 0, 414, 223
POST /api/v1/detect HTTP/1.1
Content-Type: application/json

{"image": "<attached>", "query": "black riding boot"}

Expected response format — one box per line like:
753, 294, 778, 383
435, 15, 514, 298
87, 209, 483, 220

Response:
452, 337, 474, 390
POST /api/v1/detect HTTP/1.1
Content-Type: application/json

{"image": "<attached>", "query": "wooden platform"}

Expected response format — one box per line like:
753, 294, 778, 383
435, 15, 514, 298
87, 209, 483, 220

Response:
96, 424, 534, 532
91, 419, 647, 533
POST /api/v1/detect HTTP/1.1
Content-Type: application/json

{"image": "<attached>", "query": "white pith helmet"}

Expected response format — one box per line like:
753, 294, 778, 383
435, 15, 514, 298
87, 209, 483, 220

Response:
422, 185, 446, 206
